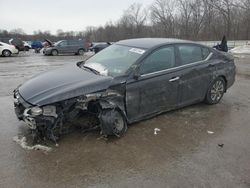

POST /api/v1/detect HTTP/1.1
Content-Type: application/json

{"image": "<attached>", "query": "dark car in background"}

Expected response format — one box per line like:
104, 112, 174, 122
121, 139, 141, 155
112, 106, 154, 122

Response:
43, 39, 86, 56
13, 38, 235, 142
9, 38, 25, 51
90, 42, 111, 53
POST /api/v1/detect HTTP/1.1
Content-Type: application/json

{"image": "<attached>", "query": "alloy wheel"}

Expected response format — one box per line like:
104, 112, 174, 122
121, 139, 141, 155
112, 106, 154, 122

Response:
210, 80, 224, 102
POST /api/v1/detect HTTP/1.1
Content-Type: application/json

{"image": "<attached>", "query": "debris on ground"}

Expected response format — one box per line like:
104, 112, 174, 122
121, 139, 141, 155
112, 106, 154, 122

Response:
218, 144, 224, 148
154, 128, 161, 135
13, 136, 52, 153
207, 131, 214, 134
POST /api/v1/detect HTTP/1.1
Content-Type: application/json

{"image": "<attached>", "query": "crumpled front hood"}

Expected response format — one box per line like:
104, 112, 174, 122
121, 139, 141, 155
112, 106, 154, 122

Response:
18, 63, 113, 106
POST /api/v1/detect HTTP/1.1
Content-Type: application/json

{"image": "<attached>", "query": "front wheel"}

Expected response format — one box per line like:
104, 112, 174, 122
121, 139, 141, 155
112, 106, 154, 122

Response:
51, 50, 58, 56
99, 109, 127, 137
205, 77, 226, 104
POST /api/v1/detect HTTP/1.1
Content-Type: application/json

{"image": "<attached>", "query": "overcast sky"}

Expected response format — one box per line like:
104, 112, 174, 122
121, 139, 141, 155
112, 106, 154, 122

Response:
0, 0, 154, 34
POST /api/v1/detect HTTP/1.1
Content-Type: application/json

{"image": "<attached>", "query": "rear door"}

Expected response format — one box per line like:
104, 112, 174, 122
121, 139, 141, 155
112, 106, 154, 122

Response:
68, 40, 78, 53
176, 44, 214, 106
126, 45, 180, 121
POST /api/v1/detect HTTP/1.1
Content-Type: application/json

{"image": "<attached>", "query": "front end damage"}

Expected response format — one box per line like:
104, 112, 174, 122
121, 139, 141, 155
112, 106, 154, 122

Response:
13, 88, 127, 143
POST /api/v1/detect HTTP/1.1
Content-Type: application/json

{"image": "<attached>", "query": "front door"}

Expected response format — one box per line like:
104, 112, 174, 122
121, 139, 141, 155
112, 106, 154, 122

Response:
57, 41, 68, 53
126, 45, 180, 121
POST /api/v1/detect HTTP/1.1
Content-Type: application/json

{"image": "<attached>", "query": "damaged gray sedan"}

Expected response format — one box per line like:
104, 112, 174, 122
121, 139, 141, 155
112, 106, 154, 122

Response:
13, 38, 236, 141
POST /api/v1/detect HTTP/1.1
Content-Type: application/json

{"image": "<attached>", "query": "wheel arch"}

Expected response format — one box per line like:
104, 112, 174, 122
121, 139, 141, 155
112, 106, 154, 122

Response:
218, 75, 227, 92
2, 49, 12, 57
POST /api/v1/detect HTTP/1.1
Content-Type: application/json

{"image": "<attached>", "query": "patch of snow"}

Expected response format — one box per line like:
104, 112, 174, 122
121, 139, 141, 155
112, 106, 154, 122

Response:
86, 63, 108, 76
230, 45, 250, 54
13, 136, 52, 153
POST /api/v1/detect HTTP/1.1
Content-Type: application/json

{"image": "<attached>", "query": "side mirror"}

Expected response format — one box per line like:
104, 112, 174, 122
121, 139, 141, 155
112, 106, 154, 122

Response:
133, 71, 141, 80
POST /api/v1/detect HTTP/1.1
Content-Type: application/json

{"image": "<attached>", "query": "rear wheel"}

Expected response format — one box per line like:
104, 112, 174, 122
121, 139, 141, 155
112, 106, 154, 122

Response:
2, 50, 11, 57
78, 49, 84, 55
24, 46, 30, 51
205, 77, 226, 104
51, 50, 58, 56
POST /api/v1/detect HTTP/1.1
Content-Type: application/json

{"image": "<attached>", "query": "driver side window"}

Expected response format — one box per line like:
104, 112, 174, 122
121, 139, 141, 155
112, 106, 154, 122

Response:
140, 46, 175, 75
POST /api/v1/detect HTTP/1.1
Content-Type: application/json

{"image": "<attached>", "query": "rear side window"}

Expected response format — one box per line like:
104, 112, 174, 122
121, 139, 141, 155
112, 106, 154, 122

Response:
68, 40, 80, 45
140, 46, 175, 75
178, 45, 203, 65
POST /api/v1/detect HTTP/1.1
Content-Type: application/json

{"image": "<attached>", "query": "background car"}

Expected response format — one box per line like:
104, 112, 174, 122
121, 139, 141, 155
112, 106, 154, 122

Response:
0, 42, 19, 57
23, 41, 32, 51
43, 39, 86, 56
31, 41, 43, 49
9, 38, 26, 51
90, 42, 111, 53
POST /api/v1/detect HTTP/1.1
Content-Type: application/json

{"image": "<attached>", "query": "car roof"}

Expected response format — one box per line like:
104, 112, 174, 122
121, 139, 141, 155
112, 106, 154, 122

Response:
116, 38, 196, 49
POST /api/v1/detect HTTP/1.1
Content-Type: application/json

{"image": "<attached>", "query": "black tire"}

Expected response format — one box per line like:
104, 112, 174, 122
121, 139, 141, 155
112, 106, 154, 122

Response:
78, 49, 84, 55
2, 50, 11, 57
205, 77, 226, 105
24, 46, 30, 51
99, 109, 127, 137
51, 49, 58, 56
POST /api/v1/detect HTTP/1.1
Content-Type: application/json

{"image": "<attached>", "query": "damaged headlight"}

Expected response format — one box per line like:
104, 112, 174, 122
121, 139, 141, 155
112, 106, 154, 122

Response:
30, 106, 43, 116
43, 106, 57, 118
28, 106, 57, 118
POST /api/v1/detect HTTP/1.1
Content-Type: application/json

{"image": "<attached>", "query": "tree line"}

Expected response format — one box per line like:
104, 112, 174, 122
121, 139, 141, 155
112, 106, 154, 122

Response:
0, 0, 249, 42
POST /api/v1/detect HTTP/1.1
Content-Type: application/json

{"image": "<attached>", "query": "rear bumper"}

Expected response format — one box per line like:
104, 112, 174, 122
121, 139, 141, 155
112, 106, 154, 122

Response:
12, 48, 19, 54
226, 63, 236, 90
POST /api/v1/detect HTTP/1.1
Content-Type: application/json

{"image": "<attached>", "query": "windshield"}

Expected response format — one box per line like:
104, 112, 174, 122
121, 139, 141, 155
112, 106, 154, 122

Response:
84, 44, 146, 77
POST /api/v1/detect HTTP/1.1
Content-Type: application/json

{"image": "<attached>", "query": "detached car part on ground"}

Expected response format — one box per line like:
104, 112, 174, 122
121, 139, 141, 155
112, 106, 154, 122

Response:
14, 38, 236, 142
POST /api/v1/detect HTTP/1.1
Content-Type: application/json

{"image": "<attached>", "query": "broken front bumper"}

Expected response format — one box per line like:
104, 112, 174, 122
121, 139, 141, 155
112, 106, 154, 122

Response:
13, 90, 56, 129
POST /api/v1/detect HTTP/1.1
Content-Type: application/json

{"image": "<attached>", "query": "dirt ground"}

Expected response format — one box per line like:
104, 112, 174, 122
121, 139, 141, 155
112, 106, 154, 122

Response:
0, 51, 249, 188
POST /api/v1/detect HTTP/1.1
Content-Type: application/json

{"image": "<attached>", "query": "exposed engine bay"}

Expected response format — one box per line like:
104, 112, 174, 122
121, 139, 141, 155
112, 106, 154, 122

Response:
14, 89, 127, 143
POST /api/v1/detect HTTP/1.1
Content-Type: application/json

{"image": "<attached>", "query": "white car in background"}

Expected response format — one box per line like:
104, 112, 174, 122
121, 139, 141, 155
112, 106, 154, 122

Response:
23, 41, 32, 51
0, 42, 19, 57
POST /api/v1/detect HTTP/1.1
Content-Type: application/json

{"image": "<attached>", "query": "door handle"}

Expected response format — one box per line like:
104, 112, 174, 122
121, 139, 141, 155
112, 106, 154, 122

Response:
169, 76, 180, 82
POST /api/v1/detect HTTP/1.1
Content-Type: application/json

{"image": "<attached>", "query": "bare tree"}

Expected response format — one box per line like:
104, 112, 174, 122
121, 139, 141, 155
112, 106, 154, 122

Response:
177, 0, 193, 39
189, 0, 206, 38
150, 0, 176, 37
208, 0, 235, 38
122, 3, 147, 37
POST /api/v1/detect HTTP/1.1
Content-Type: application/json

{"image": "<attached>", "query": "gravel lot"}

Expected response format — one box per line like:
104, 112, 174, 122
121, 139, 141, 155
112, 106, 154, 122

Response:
0, 51, 250, 188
